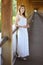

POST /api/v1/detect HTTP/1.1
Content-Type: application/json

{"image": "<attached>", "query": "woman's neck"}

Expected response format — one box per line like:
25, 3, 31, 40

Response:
20, 13, 23, 16
20, 13, 26, 18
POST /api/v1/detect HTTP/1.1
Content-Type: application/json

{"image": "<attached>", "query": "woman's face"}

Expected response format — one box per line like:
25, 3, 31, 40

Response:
20, 7, 25, 14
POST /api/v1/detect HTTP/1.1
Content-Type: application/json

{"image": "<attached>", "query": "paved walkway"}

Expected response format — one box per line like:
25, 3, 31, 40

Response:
14, 12, 43, 65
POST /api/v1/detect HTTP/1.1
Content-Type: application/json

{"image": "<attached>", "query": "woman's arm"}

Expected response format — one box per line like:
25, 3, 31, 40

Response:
22, 19, 30, 28
16, 22, 30, 28
15, 15, 24, 28
24, 19, 30, 28
15, 15, 20, 28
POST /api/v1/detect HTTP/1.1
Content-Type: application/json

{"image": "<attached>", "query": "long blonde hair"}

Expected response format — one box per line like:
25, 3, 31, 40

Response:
17, 5, 26, 17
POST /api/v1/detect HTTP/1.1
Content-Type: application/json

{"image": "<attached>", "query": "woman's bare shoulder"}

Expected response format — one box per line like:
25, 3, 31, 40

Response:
15, 14, 20, 23
16, 14, 20, 18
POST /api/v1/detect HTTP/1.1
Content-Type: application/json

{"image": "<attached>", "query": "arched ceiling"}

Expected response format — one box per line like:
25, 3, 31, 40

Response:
29, 0, 43, 5
29, 0, 43, 3
29, 0, 43, 9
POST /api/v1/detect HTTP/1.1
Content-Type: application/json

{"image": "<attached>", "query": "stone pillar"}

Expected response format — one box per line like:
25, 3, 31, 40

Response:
1, 0, 12, 65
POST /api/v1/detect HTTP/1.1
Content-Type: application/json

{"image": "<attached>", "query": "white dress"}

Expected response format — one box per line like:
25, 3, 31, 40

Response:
17, 15, 29, 57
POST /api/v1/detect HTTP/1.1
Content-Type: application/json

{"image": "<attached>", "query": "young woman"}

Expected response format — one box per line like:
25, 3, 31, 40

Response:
15, 5, 30, 60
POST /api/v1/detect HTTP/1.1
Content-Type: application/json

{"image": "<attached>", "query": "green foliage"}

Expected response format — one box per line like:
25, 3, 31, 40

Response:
12, 0, 17, 16
12, 16, 16, 24
12, 0, 17, 24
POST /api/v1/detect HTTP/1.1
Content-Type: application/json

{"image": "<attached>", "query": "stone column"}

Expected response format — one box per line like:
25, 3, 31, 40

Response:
1, 0, 12, 65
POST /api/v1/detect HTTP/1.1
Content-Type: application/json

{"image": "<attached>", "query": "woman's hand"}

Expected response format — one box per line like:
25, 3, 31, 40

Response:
22, 24, 30, 28
27, 24, 30, 28
16, 24, 22, 28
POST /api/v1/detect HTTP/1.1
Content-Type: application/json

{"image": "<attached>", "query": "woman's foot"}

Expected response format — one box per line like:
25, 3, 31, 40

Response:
22, 57, 27, 60
17, 55, 21, 58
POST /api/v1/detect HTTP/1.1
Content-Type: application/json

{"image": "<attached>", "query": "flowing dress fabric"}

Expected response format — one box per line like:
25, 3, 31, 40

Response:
17, 15, 29, 57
